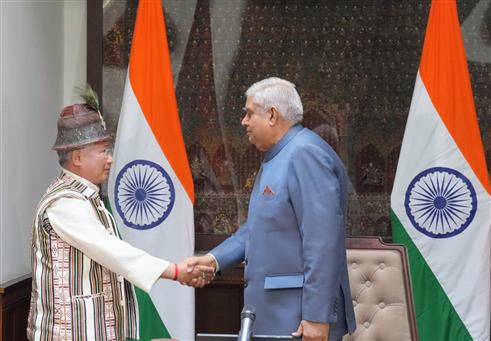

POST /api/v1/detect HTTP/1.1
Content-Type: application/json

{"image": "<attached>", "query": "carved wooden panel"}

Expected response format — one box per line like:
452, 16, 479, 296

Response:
99, 0, 490, 243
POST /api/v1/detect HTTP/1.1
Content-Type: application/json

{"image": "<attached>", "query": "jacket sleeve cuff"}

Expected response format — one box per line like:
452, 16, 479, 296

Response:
206, 253, 220, 272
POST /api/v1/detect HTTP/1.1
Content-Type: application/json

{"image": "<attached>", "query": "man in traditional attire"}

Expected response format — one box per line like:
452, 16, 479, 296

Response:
27, 94, 211, 341
189, 78, 356, 340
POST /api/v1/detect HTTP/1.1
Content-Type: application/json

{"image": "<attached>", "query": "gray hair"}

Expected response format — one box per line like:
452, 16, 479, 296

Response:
245, 77, 303, 124
57, 149, 72, 167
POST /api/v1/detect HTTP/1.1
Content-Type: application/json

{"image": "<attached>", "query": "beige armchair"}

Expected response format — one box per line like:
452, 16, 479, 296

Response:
343, 237, 418, 341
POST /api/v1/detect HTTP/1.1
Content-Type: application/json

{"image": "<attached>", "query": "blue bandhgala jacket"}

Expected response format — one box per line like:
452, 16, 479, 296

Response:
211, 125, 356, 338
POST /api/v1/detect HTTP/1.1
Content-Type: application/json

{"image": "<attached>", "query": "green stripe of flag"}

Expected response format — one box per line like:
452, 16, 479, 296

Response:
104, 199, 171, 341
391, 210, 472, 341
127, 287, 170, 341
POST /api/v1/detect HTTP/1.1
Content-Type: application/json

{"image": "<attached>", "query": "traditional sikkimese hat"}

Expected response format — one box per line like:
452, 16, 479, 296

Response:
52, 85, 112, 151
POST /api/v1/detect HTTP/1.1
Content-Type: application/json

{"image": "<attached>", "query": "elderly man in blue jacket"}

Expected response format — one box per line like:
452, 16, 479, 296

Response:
191, 77, 356, 340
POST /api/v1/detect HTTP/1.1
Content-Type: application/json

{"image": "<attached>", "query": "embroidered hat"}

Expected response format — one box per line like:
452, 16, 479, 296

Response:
52, 86, 112, 151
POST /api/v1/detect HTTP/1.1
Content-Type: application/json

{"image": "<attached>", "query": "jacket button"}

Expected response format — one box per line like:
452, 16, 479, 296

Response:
244, 259, 248, 265
244, 280, 248, 288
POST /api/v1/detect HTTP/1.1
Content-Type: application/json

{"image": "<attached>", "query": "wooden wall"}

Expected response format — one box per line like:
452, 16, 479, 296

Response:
0, 275, 31, 341
196, 264, 244, 334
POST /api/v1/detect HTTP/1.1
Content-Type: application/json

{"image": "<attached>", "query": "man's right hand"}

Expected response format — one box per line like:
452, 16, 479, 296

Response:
161, 257, 215, 287
183, 255, 217, 288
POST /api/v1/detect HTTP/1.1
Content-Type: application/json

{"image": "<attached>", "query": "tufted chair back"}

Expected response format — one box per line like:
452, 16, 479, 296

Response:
342, 237, 418, 341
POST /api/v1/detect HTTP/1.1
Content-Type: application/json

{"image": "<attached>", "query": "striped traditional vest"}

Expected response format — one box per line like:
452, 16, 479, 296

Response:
27, 173, 139, 341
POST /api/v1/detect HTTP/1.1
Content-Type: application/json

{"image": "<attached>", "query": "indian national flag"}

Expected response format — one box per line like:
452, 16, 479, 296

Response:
108, 1, 195, 340
391, 1, 490, 340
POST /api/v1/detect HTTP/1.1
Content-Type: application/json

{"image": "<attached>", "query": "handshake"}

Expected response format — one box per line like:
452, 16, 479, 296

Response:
162, 254, 217, 288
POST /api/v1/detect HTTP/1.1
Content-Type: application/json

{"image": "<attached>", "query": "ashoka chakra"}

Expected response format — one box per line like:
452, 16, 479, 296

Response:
115, 159, 175, 230
404, 167, 477, 238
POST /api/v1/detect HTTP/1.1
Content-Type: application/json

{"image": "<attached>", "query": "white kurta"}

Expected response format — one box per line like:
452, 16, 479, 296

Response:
48, 169, 169, 293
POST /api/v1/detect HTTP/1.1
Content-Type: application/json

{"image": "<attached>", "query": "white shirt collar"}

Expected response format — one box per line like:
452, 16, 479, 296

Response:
62, 168, 100, 194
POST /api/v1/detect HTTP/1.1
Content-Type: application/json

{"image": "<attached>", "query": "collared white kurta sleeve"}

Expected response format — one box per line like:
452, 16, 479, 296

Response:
46, 196, 169, 293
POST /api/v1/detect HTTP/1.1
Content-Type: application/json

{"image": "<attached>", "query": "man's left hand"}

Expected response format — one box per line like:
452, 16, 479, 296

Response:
292, 320, 330, 341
